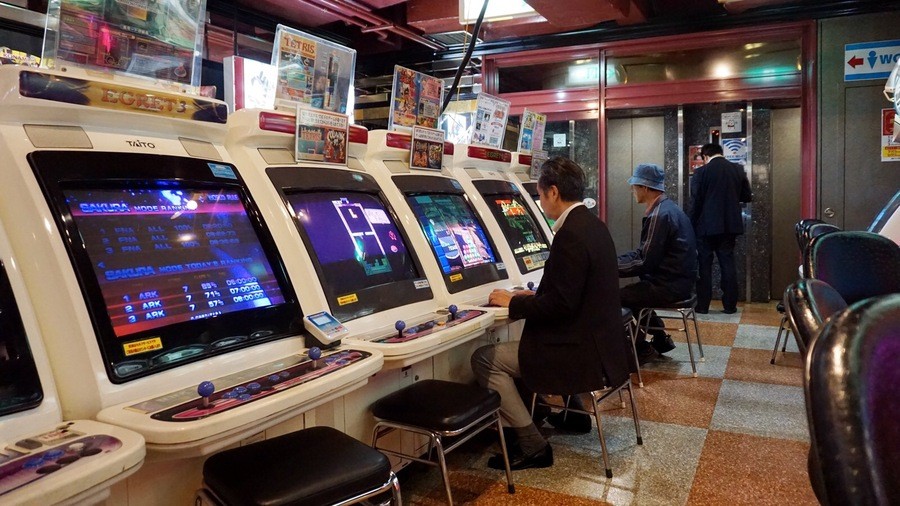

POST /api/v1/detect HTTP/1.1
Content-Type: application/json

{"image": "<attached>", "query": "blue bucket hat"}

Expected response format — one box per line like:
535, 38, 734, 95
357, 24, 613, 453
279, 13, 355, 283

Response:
627, 163, 665, 192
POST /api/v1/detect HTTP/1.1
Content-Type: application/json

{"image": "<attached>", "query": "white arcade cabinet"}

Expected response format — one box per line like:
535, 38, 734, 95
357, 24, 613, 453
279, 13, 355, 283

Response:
224, 109, 495, 368
448, 144, 553, 291
0, 66, 382, 504
0, 218, 145, 505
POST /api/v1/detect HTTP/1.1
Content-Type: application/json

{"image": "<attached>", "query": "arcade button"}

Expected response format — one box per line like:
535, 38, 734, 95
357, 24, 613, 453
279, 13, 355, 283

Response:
23, 457, 43, 469
279, 371, 290, 378
238, 394, 252, 401
45, 449, 64, 459
56, 455, 80, 465
67, 443, 85, 452
267, 374, 281, 383
80, 447, 102, 457
36, 464, 62, 474
233, 386, 248, 395
247, 382, 261, 392
15, 439, 42, 450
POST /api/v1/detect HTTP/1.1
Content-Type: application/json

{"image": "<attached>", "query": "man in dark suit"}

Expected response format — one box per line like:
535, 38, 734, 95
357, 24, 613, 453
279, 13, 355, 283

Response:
472, 157, 628, 470
690, 143, 753, 314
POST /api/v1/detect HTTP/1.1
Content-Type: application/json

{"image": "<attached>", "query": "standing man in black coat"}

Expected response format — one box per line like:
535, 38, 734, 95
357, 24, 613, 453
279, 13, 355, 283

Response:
690, 143, 753, 314
472, 157, 628, 471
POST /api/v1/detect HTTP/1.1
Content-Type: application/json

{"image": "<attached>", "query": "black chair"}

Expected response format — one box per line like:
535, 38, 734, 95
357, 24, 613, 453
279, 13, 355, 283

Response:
805, 231, 900, 304
201, 426, 401, 506
805, 294, 900, 505
780, 279, 847, 358
795, 218, 824, 253
370, 379, 514, 505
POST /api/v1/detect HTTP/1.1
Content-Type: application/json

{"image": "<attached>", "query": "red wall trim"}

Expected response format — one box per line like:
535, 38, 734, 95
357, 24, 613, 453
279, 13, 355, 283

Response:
801, 21, 817, 219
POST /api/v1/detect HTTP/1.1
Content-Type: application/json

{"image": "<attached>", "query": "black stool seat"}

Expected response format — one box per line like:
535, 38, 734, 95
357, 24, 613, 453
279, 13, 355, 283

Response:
203, 426, 391, 506
372, 379, 500, 432
654, 295, 697, 309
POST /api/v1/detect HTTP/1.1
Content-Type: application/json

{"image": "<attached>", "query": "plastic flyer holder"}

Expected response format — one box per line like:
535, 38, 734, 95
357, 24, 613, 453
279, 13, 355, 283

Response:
40, 0, 206, 91
389, 65, 444, 132
272, 25, 356, 115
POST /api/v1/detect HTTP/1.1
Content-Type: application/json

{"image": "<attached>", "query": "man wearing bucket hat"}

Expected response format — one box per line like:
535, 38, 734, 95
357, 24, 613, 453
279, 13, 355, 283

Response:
618, 163, 697, 361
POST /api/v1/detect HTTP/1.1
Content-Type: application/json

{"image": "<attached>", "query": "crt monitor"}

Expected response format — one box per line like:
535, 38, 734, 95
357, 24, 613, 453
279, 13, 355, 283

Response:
268, 167, 433, 322
393, 175, 508, 294
29, 151, 300, 383
473, 180, 550, 275
522, 181, 555, 228
0, 259, 43, 418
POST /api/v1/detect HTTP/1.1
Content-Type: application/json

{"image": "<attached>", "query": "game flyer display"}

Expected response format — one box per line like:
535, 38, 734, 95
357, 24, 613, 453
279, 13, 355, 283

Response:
389, 65, 444, 131
471, 93, 510, 149
272, 25, 356, 114
41, 0, 206, 88
410, 126, 445, 171
517, 109, 546, 154
295, 107, 349, 165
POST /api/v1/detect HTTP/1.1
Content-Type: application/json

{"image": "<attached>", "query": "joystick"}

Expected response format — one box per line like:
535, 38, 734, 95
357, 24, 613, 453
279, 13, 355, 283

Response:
395, 320, 406, 339
448, 304, 458, 321
527, 281, 535, 291
198, 381, 215, 409
308, 346, 322, 368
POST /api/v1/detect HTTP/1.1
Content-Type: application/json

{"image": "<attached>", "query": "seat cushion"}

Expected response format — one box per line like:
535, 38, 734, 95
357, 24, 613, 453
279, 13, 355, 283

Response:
203, 426, 391, 506
372, 379, 500, 432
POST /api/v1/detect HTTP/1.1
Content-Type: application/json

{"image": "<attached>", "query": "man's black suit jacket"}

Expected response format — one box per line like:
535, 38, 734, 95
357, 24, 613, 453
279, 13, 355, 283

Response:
690, 156, 752, 237
508, 205, 629, 395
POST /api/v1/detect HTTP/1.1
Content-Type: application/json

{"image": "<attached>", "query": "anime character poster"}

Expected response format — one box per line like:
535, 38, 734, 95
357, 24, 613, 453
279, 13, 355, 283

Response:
295, 107, 349, 165
471, 93, 511, 149
389, 65, 444, 130
517, 109, 546, 154
410, 125, 445, 171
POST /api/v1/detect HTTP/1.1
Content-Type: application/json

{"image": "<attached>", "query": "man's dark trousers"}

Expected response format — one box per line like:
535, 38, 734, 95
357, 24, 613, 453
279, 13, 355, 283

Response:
697, 234, 738, 313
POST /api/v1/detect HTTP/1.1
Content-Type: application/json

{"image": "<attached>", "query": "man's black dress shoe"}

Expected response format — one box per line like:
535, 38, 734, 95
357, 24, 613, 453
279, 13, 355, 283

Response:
651, 334, 676, 354
487, 443, 553, 470
636, 342, 659, 365
722, 308, 737, 314
695, 308, 709, 314
547, 411, 592, 434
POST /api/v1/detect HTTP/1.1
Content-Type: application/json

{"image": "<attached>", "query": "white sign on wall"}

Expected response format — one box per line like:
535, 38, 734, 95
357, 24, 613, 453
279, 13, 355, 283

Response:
553, 134, 567, 147
844, 39, 900, 82
721, 112, 742, 133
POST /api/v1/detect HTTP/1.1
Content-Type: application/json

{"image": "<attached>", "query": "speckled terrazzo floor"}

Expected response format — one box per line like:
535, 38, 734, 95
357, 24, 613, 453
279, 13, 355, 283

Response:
394, 302, 818, 505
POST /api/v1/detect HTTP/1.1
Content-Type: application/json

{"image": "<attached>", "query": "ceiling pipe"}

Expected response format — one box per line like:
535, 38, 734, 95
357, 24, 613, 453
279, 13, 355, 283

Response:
304, 0, 446, 51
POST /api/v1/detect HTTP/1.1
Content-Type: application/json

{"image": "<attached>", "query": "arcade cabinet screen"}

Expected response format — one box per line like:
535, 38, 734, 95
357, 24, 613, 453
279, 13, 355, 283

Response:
0, 261, 43, 417
63, 188, 287, 338
406, 194, 497, 275
485, 195, 550, 273
286, 191, 419, 296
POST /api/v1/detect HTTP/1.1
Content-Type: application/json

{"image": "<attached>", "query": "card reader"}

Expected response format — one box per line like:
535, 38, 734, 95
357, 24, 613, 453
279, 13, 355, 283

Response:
304, 311, 349, 345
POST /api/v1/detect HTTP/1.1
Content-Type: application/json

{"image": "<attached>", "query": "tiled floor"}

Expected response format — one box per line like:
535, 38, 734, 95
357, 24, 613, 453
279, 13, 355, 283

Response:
395, 302, 819, 505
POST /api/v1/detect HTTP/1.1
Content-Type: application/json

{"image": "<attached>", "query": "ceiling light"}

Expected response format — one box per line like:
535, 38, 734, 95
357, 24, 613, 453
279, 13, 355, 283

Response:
459, 0, 536, 24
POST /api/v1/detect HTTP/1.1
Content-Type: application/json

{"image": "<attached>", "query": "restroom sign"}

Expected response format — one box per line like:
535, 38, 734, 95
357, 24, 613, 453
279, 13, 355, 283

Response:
845, 39, 900, 81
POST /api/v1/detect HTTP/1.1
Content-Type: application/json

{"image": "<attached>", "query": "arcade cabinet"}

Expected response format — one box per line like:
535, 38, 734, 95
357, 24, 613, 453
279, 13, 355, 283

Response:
223, 109, 495, 448
448, 145, 553, 291
869, 190, 900, 245
0, 66, 383, 504
0, 218, 145, 505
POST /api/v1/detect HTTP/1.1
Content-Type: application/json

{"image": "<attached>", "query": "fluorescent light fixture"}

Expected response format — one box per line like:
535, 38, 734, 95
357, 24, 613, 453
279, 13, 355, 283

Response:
459, 0, 536, 24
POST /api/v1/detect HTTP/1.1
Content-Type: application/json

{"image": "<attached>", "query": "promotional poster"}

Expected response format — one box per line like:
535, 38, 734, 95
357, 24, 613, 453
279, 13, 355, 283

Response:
471, 93, 511, 149
295, 108, 349, 165
389, 65, 444, 130
273, 25, 356, 114
410, 126, 446, 171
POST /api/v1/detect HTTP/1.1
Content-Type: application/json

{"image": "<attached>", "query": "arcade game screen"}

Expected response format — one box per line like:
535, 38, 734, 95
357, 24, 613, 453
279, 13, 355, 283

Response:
0, 261, 43, 417
406, 194, 497, 275
58, 185, 297, 381
484, 195, 550, 273
286, 191, 419, 298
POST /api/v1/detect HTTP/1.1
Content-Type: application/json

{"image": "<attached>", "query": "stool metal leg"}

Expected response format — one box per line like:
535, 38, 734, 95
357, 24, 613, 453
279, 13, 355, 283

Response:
495, 416, 515, 494
689, 308, 705, 360
433, 434, 454, 506
680, 310, 698, 377
589, 392, 613, 479
771, 313, 788, 364
626, 381, 643, 446
626, 316, 643, 387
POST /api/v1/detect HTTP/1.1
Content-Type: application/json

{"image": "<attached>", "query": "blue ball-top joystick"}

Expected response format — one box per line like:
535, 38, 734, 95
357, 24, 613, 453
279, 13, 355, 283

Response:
448, 304, 458, 320
198, 381, 215, 408
308, 346, 322, 361
395, 320, 406, 338
527, 281, 535, 291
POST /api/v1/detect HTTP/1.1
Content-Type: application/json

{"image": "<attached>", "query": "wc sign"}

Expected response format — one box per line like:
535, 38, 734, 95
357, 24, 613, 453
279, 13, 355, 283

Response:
845, 39, 900, 81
